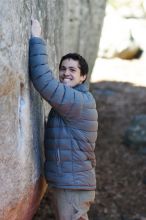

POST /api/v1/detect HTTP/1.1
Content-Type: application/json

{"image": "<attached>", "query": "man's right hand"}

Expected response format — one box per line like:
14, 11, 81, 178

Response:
31, 17, 42, 37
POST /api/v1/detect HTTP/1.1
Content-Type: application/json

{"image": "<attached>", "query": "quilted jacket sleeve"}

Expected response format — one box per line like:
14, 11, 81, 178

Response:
29, 37, 84, 118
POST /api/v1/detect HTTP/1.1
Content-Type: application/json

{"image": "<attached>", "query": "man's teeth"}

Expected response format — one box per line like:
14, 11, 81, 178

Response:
63, 78, 71, 81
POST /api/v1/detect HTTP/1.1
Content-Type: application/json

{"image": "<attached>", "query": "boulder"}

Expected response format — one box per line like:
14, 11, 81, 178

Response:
0, 0, 106, 219
98, 1, 146, 59
63, 0, 106, 73
124, 115, 146, 153
98, 13, 142, 59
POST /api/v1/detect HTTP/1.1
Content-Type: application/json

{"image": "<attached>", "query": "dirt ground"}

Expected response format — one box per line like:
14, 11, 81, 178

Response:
33, 58, 146, 220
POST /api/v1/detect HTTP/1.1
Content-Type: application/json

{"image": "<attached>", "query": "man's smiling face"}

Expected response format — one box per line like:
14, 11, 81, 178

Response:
59, 59, 86, 87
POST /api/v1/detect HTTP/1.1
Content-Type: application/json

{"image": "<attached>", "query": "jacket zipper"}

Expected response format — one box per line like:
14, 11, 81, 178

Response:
56, 148, 62, 175
57, 148, 60, 165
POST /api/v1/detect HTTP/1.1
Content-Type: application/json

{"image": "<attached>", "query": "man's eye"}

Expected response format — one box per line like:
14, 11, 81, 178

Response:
70, 69, 75, 72
60, 68, 66, 71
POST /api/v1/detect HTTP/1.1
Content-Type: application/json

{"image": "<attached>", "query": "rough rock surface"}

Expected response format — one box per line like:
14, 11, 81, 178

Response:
0, 0, 106, 219
63, 0, 106, 73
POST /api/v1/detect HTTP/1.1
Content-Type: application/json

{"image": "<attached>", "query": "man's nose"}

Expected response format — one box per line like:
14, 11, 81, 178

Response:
64, 69, 70, 75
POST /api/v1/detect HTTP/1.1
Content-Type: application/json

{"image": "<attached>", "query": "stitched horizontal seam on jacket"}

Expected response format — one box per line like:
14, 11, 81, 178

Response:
47, 168, 94, 173
30, 53, 47, 56
31, 63, 48, 68
34, 71, 51, 80
46, 126, 97, 131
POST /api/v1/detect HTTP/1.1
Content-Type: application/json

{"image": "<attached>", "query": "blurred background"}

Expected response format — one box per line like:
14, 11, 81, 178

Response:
92, 0, 146, 85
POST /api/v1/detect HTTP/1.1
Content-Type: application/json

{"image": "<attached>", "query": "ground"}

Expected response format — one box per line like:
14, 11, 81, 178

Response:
33, 57, 146, 220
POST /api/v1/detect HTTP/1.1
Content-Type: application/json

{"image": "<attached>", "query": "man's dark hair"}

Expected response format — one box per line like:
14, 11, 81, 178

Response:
59, 53, 89, 78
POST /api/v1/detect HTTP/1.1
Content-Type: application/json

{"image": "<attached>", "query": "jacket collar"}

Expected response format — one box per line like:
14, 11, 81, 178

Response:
74, 82, 89, 92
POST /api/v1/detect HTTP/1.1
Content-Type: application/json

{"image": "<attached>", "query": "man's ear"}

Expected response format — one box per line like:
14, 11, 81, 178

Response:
81, 74, 87, 83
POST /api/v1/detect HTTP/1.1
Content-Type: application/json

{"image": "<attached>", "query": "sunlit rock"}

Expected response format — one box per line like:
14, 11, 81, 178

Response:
98, 14, 141, 59
98, 1, 146, 59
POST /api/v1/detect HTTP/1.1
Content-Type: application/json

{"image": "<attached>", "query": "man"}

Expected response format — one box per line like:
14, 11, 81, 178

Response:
29, 18, 98, 220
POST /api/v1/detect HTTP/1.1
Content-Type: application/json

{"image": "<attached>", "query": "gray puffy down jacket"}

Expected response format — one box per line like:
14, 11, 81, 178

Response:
29, 37, 98, 190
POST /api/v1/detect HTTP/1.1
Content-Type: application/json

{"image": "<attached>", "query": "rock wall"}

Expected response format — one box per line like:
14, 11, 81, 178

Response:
63, 0, 106, 73
0, 0, 106, 219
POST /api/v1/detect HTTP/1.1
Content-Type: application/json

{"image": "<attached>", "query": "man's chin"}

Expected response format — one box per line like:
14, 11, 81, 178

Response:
60, 80, 77, 87
62, 80, 72, 87
63, 82, 72, 87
